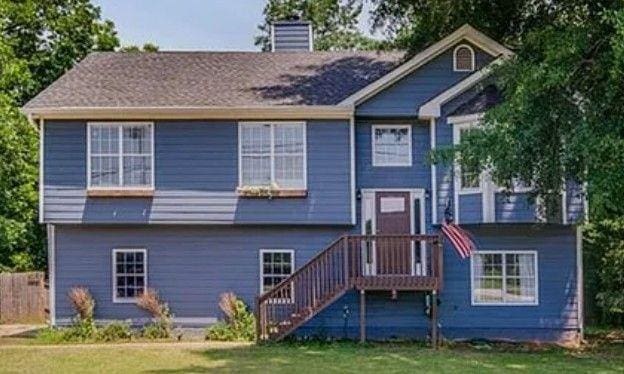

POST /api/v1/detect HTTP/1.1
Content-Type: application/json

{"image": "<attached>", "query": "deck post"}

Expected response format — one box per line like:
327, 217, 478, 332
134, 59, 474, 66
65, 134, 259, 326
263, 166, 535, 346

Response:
359, 289, 366, 343
431, 290, 438, 348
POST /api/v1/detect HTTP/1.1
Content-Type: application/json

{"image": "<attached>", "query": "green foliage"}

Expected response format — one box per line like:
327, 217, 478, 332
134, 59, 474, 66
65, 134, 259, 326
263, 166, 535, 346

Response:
0, 0, 120, 271
137, 288, 173, 339
96, 322, 132, 342
119, 42, 160, 53
585, 219, 624, 324
206, 294, 255, 341
0, 0, 120, 105
255, 0, 382, 51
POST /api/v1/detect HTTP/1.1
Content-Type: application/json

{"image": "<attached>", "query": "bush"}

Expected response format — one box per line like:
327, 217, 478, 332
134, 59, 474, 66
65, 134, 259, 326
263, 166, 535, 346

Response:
137, 288, 173, 339
97, 322, 132, 342
66, 287, 96, 340
206, 292, 255, 341
36, 327, 73, 344
585, 219, 624, 325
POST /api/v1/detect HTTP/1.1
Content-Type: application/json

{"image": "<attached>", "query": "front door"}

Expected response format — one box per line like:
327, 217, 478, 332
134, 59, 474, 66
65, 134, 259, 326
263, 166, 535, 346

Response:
375, 191, 412, 275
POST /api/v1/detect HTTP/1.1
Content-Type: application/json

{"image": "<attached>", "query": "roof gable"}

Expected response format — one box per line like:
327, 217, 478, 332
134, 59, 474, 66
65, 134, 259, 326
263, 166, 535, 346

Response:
339, 24, 513, 107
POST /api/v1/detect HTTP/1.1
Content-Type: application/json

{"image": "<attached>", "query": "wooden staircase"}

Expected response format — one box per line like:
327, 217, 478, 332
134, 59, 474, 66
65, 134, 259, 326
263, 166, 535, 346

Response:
256, 234, 443, 342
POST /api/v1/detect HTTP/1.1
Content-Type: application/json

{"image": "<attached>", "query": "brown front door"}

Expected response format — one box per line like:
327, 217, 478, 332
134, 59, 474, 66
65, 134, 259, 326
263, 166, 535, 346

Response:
375, 191, 411, 275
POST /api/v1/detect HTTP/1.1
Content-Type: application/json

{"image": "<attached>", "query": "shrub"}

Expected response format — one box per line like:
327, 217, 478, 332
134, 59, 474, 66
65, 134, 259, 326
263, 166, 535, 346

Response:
97, 322, 132, 342
36, 327, 73, 344
137, 288, 173, 339
585, 219, 624, 325
66, 286, 96, 340
206, 292, 255, 341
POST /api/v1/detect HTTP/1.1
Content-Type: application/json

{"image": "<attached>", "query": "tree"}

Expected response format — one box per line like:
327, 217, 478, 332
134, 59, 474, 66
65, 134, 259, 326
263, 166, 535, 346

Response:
369, 0, 612, 55
255, 0, 382, 51
120, 42, 160, 53
0, 0, 120, 270
0, 0, 120, 105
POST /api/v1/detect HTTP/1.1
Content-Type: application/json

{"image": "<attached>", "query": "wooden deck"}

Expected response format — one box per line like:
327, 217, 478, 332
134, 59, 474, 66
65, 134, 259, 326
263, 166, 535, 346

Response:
352, 275, 439, 291
257, 234, 443, 346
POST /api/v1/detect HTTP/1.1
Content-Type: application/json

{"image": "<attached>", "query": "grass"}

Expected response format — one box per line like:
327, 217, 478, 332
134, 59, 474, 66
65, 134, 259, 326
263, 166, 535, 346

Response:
0, 336, 623, 374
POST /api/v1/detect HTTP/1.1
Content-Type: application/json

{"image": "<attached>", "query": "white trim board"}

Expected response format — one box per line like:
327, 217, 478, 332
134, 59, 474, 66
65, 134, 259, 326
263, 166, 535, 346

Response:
340, 24, 513, 107
47, 224, 56, 326
23, 105, 354, 121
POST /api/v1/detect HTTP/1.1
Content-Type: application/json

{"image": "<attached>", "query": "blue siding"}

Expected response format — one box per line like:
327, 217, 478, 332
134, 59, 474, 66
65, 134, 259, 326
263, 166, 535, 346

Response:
566, 180, 585, 223
458, 194, 482, 223
495, 193, 536, 222
355, 121, 433, 231
297, 224, 579, 342
356, 42, 494, 117
54, 225, 348, 324
44, 120, 351, 224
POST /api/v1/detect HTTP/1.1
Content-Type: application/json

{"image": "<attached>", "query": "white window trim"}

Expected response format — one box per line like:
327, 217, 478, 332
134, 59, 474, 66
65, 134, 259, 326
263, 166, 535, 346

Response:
259, 249, 295, 303
87, 122, 155, 190
112, 248, 148, 304
470, 250, 539, 306
238, 121, 307, 190
453, 121, 483, 195
453, 44, 476, 72
371, 124, 413, 167
360, 188, 427, 276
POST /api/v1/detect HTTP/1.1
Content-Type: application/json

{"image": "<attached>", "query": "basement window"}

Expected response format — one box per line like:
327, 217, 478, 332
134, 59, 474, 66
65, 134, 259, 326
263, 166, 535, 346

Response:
112, 248, 147, 303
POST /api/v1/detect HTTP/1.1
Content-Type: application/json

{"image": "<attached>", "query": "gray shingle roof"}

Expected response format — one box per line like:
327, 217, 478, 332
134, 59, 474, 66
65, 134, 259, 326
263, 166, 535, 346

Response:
24, 51, 404, 109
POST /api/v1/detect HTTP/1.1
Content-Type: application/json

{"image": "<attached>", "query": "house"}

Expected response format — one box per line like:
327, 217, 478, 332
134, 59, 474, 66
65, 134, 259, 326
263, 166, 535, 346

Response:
24, 22, 585, 344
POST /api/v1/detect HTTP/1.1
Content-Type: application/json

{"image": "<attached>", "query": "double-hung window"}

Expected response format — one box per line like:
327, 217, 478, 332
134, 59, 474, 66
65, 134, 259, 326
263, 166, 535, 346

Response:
454, 124, 481, 192
471, 251, 538, 305
88, 122, 154, 189
239, 122, 306, 189
372, 125, 412, 166
112, 249, 147, 303
260, 249, 294, 299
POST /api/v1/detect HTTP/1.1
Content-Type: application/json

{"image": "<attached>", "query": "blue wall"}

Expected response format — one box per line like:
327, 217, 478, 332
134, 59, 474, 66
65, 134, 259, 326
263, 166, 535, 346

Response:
298, 224, 579, 342
43, 120, 352, 225
53, 225, 349, 324
356, 42, 493, 117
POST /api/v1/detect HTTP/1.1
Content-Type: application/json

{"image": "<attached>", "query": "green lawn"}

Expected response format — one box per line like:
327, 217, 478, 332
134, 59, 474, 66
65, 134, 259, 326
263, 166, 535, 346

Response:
0, 339, 623, 374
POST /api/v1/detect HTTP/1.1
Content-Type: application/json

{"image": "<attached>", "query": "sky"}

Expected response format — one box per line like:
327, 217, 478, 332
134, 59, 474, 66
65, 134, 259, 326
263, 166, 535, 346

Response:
93, 0, 376, 51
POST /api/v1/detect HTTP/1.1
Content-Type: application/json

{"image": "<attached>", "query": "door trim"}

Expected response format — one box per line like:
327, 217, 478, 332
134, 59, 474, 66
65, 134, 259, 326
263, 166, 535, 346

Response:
360, 188, 427, 275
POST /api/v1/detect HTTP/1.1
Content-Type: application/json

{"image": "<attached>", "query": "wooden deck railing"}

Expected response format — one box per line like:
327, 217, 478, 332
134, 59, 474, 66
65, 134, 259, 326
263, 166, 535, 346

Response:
257, 234, 442, 341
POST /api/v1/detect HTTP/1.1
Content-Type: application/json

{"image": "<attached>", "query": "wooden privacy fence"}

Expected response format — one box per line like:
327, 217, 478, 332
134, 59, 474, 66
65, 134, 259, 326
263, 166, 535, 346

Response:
0, 272, 48, 324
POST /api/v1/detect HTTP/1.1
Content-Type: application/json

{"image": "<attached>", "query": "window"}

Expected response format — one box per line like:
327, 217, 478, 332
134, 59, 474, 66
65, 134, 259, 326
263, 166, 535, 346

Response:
239, 122, 306, 189
112, 249, 147, 303
456, 126, 481, 191
88, 122, 153, 189
454, 44, 475, 72
260, 250, 294, 297
471, 251, 538, 305
372, 125, 412, 166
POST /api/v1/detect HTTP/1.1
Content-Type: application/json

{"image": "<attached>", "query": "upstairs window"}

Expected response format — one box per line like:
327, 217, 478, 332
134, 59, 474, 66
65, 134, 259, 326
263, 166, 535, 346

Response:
239, 122, 306, 189
88, 122, 153, 189
454, 44, 475, 72
372, 125, 412, 167
471, 251, 538, 305
455, 126, 481, 192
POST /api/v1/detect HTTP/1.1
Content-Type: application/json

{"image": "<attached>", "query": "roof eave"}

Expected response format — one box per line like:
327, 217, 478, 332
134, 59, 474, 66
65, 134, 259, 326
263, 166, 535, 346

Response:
22, 105, 355, 121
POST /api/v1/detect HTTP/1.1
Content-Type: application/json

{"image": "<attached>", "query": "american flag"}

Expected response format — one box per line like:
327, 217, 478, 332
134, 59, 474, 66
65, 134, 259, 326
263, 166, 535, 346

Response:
441, 221, 476, 259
